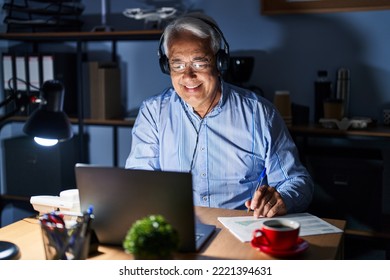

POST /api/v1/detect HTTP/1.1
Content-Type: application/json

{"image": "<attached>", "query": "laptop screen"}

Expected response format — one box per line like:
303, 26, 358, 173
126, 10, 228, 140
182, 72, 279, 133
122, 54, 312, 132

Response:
75, 164, 198, 252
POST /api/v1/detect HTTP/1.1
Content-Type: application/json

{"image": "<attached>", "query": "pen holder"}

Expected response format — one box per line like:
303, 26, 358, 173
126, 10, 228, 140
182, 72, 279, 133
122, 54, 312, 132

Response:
40, 213, 92, 260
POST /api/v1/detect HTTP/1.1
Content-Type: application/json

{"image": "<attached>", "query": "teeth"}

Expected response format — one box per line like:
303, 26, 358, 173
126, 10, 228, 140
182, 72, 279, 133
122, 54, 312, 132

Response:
186, 85, 199, 89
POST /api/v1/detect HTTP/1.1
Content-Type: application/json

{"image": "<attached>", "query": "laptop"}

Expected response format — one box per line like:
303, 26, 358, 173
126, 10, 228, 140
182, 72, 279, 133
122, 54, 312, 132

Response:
74, 164, 215, 252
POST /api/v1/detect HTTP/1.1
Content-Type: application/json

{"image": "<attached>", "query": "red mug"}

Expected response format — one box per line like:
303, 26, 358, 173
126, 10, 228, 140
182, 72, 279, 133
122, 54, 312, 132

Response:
252, 219, 300, 251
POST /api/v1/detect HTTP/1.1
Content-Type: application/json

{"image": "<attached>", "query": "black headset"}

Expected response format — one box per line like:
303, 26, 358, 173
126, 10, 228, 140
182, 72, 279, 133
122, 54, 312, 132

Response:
158, 16, 230, 75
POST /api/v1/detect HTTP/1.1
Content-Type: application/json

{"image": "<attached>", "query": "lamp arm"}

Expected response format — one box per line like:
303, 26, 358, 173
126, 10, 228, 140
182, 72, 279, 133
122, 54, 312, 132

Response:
0, 92, 16, 108
0, 92, 36, 123
0, 107, 20, 123
0, 91, 20, 124
0, 77, 41, 124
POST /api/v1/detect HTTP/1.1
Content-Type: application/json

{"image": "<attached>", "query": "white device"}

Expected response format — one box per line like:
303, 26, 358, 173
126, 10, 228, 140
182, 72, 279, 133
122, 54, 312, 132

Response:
30, 189, 81, 215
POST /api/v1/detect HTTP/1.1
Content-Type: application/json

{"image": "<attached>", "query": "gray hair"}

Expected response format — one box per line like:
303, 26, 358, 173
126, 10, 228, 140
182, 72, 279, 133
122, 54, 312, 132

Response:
162, 13, 222, 57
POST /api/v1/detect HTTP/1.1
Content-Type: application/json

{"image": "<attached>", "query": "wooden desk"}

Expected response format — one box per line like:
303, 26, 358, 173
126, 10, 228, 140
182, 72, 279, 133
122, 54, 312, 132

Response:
0, 207, 345, 260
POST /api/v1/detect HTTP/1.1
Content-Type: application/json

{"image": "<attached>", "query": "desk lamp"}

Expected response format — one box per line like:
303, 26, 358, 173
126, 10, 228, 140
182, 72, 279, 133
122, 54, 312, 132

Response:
0, 79, 73, 146
23, 80, 73, 146
0, 79, 73, 259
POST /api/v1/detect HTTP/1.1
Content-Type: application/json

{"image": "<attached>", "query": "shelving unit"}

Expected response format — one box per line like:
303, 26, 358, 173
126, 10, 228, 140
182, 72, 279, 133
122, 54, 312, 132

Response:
2, 0, 84, 33
0, 30, 162, 164
261, 0, 390, 15
0, 30, 162, 226
289, 124, 390, 258
0, 30, 162, 41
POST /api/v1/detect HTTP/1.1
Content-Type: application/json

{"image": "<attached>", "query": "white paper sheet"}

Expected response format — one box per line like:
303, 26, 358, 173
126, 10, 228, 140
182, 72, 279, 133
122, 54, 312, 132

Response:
218, 212, 343, 242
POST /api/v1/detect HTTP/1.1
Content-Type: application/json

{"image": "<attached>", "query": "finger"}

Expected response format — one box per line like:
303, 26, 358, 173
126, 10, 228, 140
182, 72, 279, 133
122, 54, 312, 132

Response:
258, 198, 276, 217
265, 194, 288, 217
245, 200, 252, 213
256, 186, 275, 210
263, 200, 277, 217
264, 205, 276, 218
251, 185, 273, 218
255, 188, 279, 217
265, 201, 287, 217
251, 185, 268, 207
251, 185, 269, 216
266, 200, 275, 208
245, 199, 253, 211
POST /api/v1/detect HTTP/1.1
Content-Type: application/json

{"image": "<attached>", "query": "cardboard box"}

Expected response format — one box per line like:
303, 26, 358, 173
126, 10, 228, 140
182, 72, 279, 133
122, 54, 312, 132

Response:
89, 61, 122, 120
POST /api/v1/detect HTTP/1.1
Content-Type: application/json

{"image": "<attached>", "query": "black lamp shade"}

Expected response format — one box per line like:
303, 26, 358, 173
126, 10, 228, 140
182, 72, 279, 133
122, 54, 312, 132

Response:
23, 109, 73, 141
23, 80, 73, 141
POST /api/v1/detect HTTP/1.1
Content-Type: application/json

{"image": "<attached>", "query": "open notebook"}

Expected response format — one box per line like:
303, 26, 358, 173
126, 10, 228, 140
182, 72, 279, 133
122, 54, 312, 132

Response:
75, 164, 215, 252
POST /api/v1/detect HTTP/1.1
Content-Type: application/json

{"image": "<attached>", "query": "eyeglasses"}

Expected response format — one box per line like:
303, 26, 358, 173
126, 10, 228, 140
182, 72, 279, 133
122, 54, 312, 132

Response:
169, 59, 211, 73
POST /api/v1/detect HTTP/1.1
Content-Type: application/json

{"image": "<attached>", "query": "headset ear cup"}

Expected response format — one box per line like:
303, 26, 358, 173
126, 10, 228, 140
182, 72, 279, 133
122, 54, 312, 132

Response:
159, 54, 170, 75
216, 50, 230, 73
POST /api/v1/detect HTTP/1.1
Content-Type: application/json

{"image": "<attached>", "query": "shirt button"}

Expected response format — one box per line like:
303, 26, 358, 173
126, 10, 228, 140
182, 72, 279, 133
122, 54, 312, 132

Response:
201, 173, 206, 177
200, 147, 205, 151
202, 196, 208, 202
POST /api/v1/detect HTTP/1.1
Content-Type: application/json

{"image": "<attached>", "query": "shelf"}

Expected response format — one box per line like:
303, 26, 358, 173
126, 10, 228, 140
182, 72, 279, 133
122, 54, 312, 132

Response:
77, 118, 135, 127
0, 30, 163, 42
2, 2, 84, 16
289, 124, 390, 139
261, 0, 390, 15
0, 115, 136, 128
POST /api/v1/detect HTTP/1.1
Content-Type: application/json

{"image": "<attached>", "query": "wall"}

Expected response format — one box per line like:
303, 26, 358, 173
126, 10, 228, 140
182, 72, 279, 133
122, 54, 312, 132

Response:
85, 0, 390, 123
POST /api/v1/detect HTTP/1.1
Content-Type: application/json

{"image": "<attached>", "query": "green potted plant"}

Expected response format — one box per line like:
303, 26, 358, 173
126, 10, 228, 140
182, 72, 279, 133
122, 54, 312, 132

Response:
123, 214, 179, 259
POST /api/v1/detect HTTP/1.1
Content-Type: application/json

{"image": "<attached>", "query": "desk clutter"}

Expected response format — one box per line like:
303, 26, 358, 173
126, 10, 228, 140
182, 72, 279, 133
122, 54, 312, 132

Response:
0, 206, 346, 260
2, 0, 85, 33
39, 210, 93, 260
30, 189, 96, 260
319, 117, 372, 130
218, 213, 343, 242
314, 69, 350, 123
30, 189, 81, 215
273, 90, 292, 127
273, 91, 310, 126
219, 213, 342, 257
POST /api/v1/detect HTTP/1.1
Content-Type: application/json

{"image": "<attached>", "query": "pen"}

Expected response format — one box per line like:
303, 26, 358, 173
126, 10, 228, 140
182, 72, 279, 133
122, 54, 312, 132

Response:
61, 205, 94, 259
80, 205, 94, 238
247, 167, 267, 213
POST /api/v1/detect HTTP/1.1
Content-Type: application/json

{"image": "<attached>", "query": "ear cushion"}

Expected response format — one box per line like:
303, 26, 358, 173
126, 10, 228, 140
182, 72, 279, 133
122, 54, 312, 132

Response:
216, 49, 230, 73
159, 54, 170, 75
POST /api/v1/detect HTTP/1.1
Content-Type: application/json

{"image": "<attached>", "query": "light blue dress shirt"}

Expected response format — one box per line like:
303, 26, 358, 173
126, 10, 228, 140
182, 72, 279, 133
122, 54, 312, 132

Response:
126, 81, 313, 213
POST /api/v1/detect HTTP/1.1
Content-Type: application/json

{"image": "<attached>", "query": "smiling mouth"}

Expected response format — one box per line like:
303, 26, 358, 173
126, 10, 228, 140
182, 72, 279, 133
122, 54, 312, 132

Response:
184, 84, 201, 89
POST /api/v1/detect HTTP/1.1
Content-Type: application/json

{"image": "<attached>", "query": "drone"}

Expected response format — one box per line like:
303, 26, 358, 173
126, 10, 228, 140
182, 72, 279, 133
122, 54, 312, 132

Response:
123, 7, 177, 28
